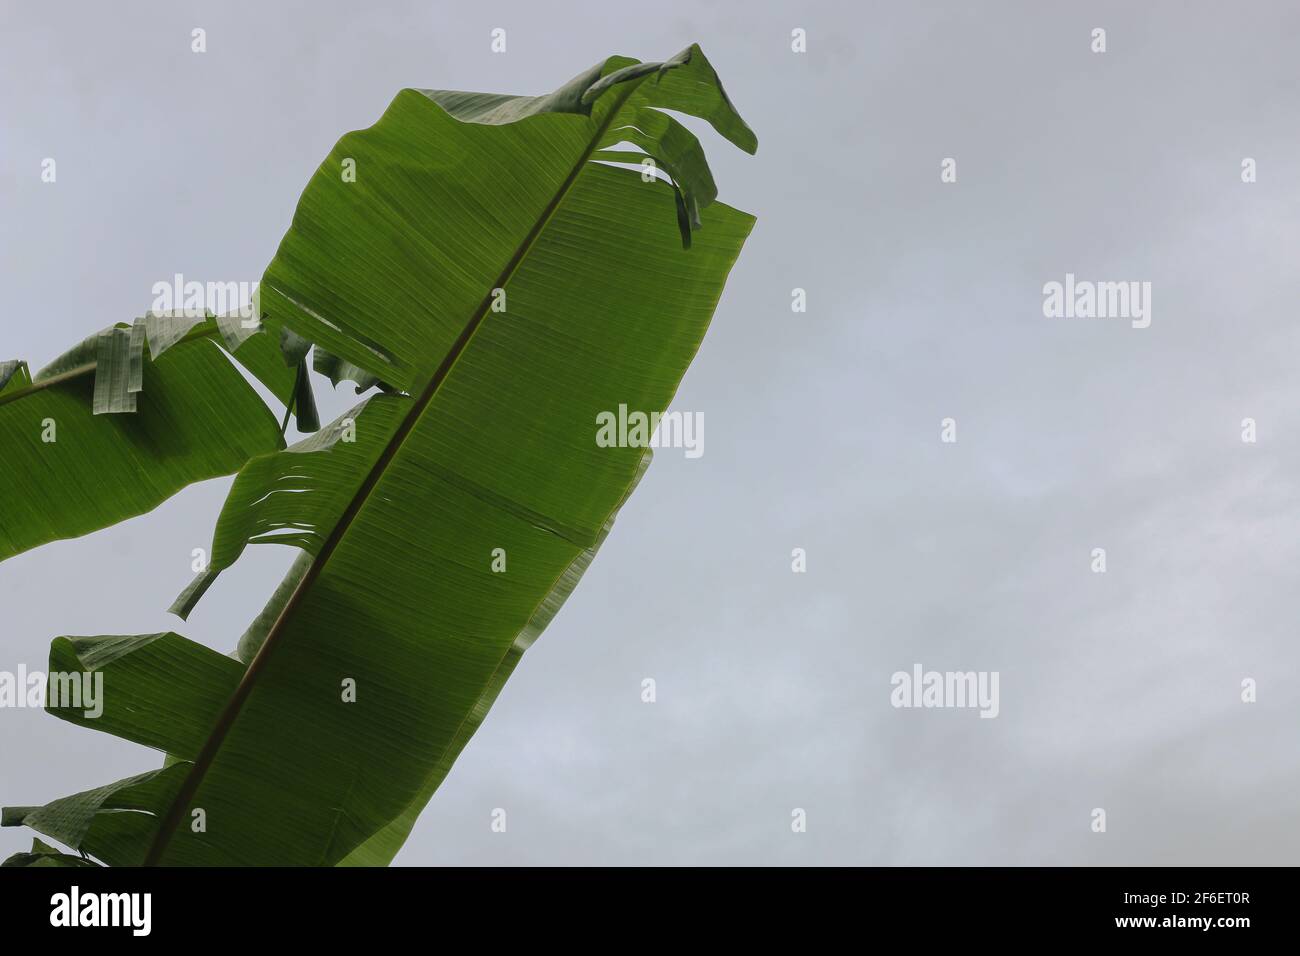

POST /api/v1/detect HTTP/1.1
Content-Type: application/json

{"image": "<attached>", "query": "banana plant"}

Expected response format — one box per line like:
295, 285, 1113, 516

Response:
2, 44, 756, 866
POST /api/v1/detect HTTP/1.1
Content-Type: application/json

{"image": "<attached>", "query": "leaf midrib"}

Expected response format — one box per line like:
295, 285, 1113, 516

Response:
141, 78, 645, 866
0, 363, 95, 409
0, 320, 251, 411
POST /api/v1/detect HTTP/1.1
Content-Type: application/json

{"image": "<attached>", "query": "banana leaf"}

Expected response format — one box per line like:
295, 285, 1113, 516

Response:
4, 45, 755, 866
1, 838, 100, 868
0, 329, 285, 563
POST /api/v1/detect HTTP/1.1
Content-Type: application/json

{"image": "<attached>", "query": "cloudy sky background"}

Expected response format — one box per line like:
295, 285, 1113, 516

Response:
3, 0, 1299, 864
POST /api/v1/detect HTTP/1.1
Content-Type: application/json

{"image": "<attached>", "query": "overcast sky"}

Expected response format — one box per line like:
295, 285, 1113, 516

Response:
3, 0, 1300, 865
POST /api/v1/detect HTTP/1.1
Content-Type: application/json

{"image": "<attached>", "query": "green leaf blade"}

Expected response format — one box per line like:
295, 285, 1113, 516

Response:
0, 337, 285, 563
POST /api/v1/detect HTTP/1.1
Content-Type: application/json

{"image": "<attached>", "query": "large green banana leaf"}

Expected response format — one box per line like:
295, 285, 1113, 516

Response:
4, 44, 755, 866
0, 318, 292, 563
